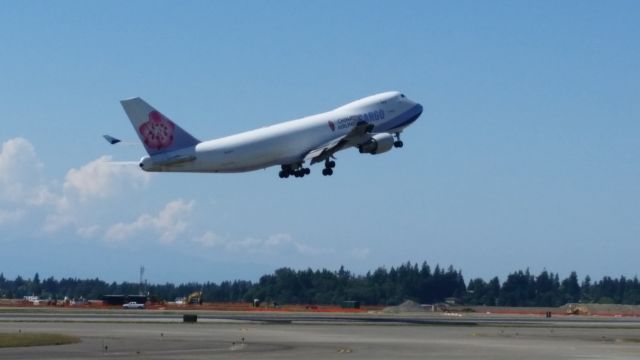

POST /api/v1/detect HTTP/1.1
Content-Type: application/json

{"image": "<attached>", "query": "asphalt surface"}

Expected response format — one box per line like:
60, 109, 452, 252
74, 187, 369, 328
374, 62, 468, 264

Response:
1, 309, 640, 359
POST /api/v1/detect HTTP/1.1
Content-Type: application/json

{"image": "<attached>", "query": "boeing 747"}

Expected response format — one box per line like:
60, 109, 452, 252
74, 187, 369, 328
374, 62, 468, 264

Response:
117, 91, 422, 178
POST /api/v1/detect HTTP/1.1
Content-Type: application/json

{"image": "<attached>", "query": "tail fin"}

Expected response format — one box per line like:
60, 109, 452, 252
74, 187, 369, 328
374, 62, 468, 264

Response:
120, 98, 200, 156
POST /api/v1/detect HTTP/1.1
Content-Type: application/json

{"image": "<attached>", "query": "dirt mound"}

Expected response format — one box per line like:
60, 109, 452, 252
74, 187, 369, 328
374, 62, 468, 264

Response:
383, 300, 425, 313
562, 303, 640, 316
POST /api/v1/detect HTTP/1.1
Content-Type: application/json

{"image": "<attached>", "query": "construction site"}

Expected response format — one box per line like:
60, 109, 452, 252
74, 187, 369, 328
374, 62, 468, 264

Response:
4, 296, 640, 319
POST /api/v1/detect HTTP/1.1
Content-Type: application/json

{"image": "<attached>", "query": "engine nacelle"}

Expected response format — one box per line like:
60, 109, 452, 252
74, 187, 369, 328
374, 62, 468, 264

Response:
358, 133, 395, 155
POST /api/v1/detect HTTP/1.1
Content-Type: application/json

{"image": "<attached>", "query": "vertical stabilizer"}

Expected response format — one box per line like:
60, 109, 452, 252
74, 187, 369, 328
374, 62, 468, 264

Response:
120, 98, 200, 156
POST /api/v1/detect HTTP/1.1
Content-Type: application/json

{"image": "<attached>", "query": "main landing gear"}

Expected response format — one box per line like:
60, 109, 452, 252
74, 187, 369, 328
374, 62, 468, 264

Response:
394, 132, 404, 148
322, 159, 336, 176
278, 159, 337, 178
279, 164, 310, 179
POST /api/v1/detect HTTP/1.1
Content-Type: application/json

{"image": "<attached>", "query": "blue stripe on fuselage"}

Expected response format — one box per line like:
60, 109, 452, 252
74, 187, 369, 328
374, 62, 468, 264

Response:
375, 104, 423, 133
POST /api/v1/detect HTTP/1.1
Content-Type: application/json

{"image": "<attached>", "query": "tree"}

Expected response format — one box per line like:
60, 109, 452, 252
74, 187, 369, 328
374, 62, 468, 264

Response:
499, 270, 535, 306
561, 272, 580, 303
581, 275, 592, 302
487, 277, 501, 306
30, 273, 41, 296
0, 265, 638, 307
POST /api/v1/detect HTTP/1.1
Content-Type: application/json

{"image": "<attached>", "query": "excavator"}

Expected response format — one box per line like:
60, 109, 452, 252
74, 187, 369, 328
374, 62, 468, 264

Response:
186, 291, 203, 305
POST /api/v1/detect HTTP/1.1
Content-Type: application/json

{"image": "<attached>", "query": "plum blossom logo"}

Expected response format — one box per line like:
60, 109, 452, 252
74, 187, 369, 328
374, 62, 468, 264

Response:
328, 120, 335, 132
139, 111, 175, 150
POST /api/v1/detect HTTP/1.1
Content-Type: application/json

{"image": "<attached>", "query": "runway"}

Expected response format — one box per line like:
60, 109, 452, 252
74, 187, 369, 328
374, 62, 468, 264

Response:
1, 310, 640, 359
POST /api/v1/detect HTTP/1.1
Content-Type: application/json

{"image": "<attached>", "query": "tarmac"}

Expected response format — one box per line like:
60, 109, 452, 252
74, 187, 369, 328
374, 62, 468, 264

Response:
1, 309, 640, 359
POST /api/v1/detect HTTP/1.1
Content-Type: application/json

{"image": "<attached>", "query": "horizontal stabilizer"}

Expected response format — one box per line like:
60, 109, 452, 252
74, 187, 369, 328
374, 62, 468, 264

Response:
103, 134, 121, 145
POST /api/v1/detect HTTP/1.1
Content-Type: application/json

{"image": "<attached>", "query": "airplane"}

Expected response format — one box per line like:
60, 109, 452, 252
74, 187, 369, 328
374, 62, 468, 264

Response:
116, 91, 423, 178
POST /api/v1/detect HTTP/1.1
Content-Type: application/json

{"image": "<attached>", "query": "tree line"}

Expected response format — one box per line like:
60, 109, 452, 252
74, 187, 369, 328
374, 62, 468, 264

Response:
1, 262, 639, 306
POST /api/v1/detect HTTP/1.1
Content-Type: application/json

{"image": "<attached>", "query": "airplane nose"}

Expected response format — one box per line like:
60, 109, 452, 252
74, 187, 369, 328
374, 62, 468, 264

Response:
414, 103, 423, 118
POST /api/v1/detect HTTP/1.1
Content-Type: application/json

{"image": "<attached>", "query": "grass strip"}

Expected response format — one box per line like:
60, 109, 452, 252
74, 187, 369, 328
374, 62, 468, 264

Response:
0, 333, 80, 348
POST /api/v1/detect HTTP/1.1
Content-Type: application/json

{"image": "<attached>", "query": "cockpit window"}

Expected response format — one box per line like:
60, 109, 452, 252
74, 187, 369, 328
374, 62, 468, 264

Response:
400, 94, 405, 98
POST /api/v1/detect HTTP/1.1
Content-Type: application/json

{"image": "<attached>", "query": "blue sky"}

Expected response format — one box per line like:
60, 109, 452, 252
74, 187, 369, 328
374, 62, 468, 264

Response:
1, 1, 638, 284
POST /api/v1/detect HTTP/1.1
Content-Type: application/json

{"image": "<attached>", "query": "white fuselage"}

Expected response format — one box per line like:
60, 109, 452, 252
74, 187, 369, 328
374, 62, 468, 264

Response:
140, 91, 422, 172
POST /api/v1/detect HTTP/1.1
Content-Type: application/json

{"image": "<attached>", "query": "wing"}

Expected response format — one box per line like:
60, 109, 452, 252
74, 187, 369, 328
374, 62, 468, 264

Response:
305, 121, 374, 165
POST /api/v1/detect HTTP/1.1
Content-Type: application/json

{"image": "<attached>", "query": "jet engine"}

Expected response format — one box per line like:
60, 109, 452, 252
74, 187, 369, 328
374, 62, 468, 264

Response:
358, 133, 395, 155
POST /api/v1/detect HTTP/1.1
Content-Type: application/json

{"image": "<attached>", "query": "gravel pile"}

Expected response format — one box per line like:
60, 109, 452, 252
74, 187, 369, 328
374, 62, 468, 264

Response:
383, 300, 425, 313
562, 303, 640, 315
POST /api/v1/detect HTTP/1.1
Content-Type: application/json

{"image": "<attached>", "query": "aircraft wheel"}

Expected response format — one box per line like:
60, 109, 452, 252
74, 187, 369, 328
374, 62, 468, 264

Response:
328, 161, 336, 168
305, 168, 311, 175
326, 168, 333, 176
394, 141, 404, 148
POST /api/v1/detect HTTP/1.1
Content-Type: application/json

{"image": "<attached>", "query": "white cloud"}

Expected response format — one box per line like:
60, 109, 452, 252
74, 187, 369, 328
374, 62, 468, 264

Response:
295, 242, 331, 256
0, 137, 46, 204
194, 231, 331, 256
194, 231, 226, 247
42, 213, 74, 233
44, 156, 151, 233
0, 137, 322, 260
63, 156, 150, 202
350, 247, 371, 259
0, 137, 154, 235
264, 233, 292, 246
26, 185, 60, 207
105, 199, 194, 243
77, 225, 101, 238
0, 138, 60, 229
0, 137, 39, 179
0, 208, 25, 224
